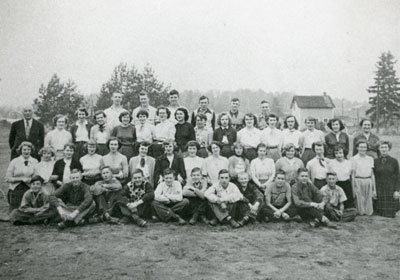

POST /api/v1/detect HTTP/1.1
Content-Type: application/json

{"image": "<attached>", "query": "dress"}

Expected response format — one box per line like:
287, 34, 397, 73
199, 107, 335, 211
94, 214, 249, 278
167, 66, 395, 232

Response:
351, 154, 374, 216
374, 156, 400, 217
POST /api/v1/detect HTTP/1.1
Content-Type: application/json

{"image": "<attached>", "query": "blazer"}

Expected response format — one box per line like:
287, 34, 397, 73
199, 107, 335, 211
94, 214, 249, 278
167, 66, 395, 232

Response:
129, 156, 156, 186
325, 132, 350, 159
153, 153, 186, 185
9, 118, 45, 160
70, 122, 93, 143
51, 158, 83, 187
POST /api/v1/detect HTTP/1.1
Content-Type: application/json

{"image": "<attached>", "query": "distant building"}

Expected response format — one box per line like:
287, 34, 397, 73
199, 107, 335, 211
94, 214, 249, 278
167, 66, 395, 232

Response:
290, 93, 335, 129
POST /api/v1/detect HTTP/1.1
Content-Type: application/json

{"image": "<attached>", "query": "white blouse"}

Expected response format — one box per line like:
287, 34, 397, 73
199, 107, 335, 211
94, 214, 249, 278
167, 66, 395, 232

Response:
155, 120, 176, 141
237, 127, 261, 149
184, 156, 205, 185
34, 160, 55, 183
250, 157, 275, 181
45, 129, 72, 151
202, 156, 229, 184
300, 129, 325, 149
282, 129, 301, 149
328, 159, 352, 181
260, 127, 283, 148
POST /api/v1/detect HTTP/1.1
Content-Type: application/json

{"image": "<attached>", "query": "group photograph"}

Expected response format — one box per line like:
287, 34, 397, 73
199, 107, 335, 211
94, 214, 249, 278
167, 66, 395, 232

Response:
0, 1, 399, 280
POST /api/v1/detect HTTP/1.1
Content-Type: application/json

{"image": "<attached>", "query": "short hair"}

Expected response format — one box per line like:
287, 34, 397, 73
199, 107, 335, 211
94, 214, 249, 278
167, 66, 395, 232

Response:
326, 171, 337, 177
282, 143, 296, 156
334, 145, 345, 153
275, 169, 286, 177
304, 116, 317, 124
327, 118, 345, 131
131, 168, 144, 177
39, 146, 55, 157
267, 114, 278, 124
231, 97, 240, 103
377, 140, 392, 150
163, 139, 175, 147
297, 167, 309, 175
17, 141, 34, 154
355, 139, 369, 149
75, 107, 89, 117
190, 167, 202, 175
63, 143, 75, 151
199, 95, 209, 103
208, 141, 223, 153
94, 110, 106, 121
112, 91, 123, 97
119, 110, 133, 123
100, 166, 112, 173
283, 115, 299, 129
163, 168, 176, 177
232, 142, 245, 158
138, 142, 150, 149
175, 107, 189, 121
107, 136, 122, 150
256, 143, 267, 152
156, 106, 171, 118
84, 140, 97, 153
136, 109, 149, 118
70, 169, 82, 175
169, 89, 179, 97
139, 91, 148, 97
261, 100, 269, 105
237, 172, 249, 178
359, 119, 374, 128
30, 175, 44, 184
242, 113, 258, 127
218, 169, 230, 177
185, 140, 200, 151
195, 113, 207, 122
53, 114, 68, 126
311, 141, 325, 153
217, 112, 232, 127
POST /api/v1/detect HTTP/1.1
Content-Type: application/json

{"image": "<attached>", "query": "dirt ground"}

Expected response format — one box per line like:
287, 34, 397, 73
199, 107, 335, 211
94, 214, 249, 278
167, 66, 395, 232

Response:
0, 134, 399, 280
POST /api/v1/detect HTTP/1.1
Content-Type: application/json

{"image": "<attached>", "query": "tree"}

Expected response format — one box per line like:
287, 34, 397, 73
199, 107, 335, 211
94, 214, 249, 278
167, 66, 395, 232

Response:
367, 51, 400, 132
34, 74, 85, 125
96, 63, 170, 111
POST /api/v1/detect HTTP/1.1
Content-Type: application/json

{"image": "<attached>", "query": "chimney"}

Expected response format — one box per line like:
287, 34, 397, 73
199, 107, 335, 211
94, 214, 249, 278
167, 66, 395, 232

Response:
323, 92, 327, 96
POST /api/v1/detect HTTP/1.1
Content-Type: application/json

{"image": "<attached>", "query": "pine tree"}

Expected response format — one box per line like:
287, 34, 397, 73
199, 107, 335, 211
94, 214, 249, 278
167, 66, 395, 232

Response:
367, 51, 400, 131
34, 74, 84, 125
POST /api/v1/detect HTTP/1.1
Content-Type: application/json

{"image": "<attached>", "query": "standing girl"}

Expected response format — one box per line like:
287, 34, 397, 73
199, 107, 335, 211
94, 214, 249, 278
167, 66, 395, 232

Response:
45, 114, 73, 160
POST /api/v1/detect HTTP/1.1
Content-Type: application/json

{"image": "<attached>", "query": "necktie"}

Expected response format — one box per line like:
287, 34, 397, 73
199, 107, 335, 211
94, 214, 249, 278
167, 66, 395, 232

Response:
24, 160, 28, 166
140, 157, 145, 168
319, 158, 325, 167
99, 124, 105, 132
25, 120, 30, 137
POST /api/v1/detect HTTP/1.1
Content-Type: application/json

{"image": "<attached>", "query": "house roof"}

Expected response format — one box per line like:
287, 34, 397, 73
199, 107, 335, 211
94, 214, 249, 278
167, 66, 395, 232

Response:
291, 94, 335, 109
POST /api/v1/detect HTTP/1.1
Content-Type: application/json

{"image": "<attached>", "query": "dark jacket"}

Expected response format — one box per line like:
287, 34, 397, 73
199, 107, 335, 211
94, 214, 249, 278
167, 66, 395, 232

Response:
325, 132, 350, 159
9, 118, 45, 160
154, 153, 186, 185
236, 181, 264, 205
51, 181, 93, 213
52, 158, 83, 187
70, 122, 92, 143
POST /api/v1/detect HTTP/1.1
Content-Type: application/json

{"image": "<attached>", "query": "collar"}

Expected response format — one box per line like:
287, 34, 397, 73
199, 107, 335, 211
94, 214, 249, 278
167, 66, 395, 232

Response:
229, 110, 239, 117
197, 107, 212, 114
76, 120, 88, 126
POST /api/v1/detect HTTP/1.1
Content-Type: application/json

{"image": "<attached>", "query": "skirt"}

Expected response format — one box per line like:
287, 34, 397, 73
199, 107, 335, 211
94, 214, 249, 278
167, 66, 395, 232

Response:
244, 148, 258, 161
220, 144, 233, 158
74, 141, 87, 160
7, 183, 30, 212
120, 145, 135, 161
197, 147, 209, 158
301, 148, 315, 166
337, 180, 355, 209
375, 182, 400, 218
314, 178, 327, 189
353, 178, 374, 216
266, 147, 281, 162
96, 144, 108, 156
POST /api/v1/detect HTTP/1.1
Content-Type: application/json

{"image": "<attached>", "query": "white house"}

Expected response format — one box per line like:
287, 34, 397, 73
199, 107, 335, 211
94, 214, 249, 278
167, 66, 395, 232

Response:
291, 93, 335, 129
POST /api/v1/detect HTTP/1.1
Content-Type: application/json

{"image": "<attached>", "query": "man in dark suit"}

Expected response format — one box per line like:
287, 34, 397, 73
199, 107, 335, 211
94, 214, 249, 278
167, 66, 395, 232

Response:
9, 106, 45, 160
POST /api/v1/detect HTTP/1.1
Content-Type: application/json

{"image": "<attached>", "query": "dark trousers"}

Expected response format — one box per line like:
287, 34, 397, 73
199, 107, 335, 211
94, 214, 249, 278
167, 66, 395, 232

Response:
10, 208, 59, 225
208, 201, 240, 222
297, 207, 324, 222
7, 183, 30, 212
93, 191, 126, 216
337, 180, 354, 209
314, 179, 326, 190
244, 148, 257, 161
324, 204, 357, 222
151, 199, 189, 222
187, 197, 208, 217
239, 201, 267, 220
73, 141, 87, 161
264, 205, 299, 220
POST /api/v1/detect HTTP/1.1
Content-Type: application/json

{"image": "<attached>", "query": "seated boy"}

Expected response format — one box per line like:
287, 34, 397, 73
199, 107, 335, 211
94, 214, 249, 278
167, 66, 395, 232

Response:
320, 172, 357, 222
264, 170, 299, 222
10, 175, 58, 225
183, 167, 209, 225
90, 166, 125, 224
50, 169, 96, 229
235, 172, 264, 226
291, 168, 337, 228
152, 168, 188, 225
124, 168, 155, 227
204, 169, 242, 228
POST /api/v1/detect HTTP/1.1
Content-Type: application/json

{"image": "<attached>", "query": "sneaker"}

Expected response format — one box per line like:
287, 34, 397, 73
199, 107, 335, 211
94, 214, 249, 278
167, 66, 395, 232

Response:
151, 215, 160, 223
177, 215, 186, 226
290, 215, 302, 223
189, 212, 199, 225
209, 218, 218, 226
324, 220, 338, 229
238, 216, 250, 227
57, 221, 67, 230
102, 212, 111, 222
131, 214, 147, 227
229, 218, 240, 229
309, 219, 321, 228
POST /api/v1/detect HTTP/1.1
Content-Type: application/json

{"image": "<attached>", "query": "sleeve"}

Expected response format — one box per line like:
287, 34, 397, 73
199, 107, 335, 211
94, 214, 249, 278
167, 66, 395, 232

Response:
38, 123, 45, 150
77, 185, 94, 213
189, 124, 196, 141
291, 184, 311, 208
232, 129, 237, 144
204, 185, 218, 203
90, 126, 96, 140
44, 132, 51, 148
311, 183, 323, 203
213, 129, 219, 141
142, 182, 155, 202
154, 183, 168, 202
190, 112, 196, 127
226, 184, 243, 203
252, 185, 264, 204
5, 160, 16, 181
211, 112, 216, 130
53, 183, 68, 199
168, 124, 176, 140
153, 159, 161, 186
393, 158, 400, 192
104, 180, 122, 192
8, 122, 16, 149
339, 188, 347, 203
201, 159, 208, 177
352, 135, 358, 156
111, 126, 118, 137
70, 125, 76, 143
122, 156, 129, 178
228, 157, 236, 178
178, 157, 186, 180
19, 192, 31, 209
167, 182, 183, 202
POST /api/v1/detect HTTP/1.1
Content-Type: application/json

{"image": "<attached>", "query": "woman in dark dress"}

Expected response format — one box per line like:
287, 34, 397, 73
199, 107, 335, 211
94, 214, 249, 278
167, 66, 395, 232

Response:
175, 107, 195, 156
374, 141, 400, 218
213, 112, 236, 158
111, 110, 136, 161
325, 118, 349, 159
353, 119, 380, 159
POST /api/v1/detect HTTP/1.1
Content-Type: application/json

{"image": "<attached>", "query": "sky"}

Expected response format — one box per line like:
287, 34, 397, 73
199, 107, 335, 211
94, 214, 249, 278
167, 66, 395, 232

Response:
0, 0, 399, 106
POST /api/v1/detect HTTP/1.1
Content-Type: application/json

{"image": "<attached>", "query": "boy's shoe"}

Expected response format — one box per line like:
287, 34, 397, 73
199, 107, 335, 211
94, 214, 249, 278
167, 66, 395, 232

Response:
209, 218, 218, 226
57, 221, 67, 230
229, 219, 240, 229
131, 214, 147, 227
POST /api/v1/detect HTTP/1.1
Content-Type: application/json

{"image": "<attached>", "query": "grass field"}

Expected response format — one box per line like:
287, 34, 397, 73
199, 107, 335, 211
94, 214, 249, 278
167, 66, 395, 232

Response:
0, 130, 399, 280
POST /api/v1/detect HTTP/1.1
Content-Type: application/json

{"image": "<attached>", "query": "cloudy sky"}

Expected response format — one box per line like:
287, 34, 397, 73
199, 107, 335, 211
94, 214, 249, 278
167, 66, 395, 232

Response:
0, 0, 399, 106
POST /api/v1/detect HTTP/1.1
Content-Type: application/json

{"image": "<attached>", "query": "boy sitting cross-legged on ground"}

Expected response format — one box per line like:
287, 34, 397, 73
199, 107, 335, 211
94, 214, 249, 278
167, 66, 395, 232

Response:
183, 167, 210, 225
152, 168, 189, 225
10, 175, 58, 225
204, 169, 242, 228
320, 172, 357, 222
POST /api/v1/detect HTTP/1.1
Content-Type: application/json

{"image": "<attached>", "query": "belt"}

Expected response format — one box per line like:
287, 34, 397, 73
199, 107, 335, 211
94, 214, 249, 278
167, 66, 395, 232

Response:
267, 146, 278, 149
304, 148, 312, 150
355, 176, 371, 179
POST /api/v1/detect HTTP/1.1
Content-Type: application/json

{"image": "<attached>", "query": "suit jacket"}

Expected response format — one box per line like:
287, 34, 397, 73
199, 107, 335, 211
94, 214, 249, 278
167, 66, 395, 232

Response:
70, 122, 93, 143
51, 158, 83, 187
9, 118, 45, 160
153, 153, 186, 185
129, 156, 156, 186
